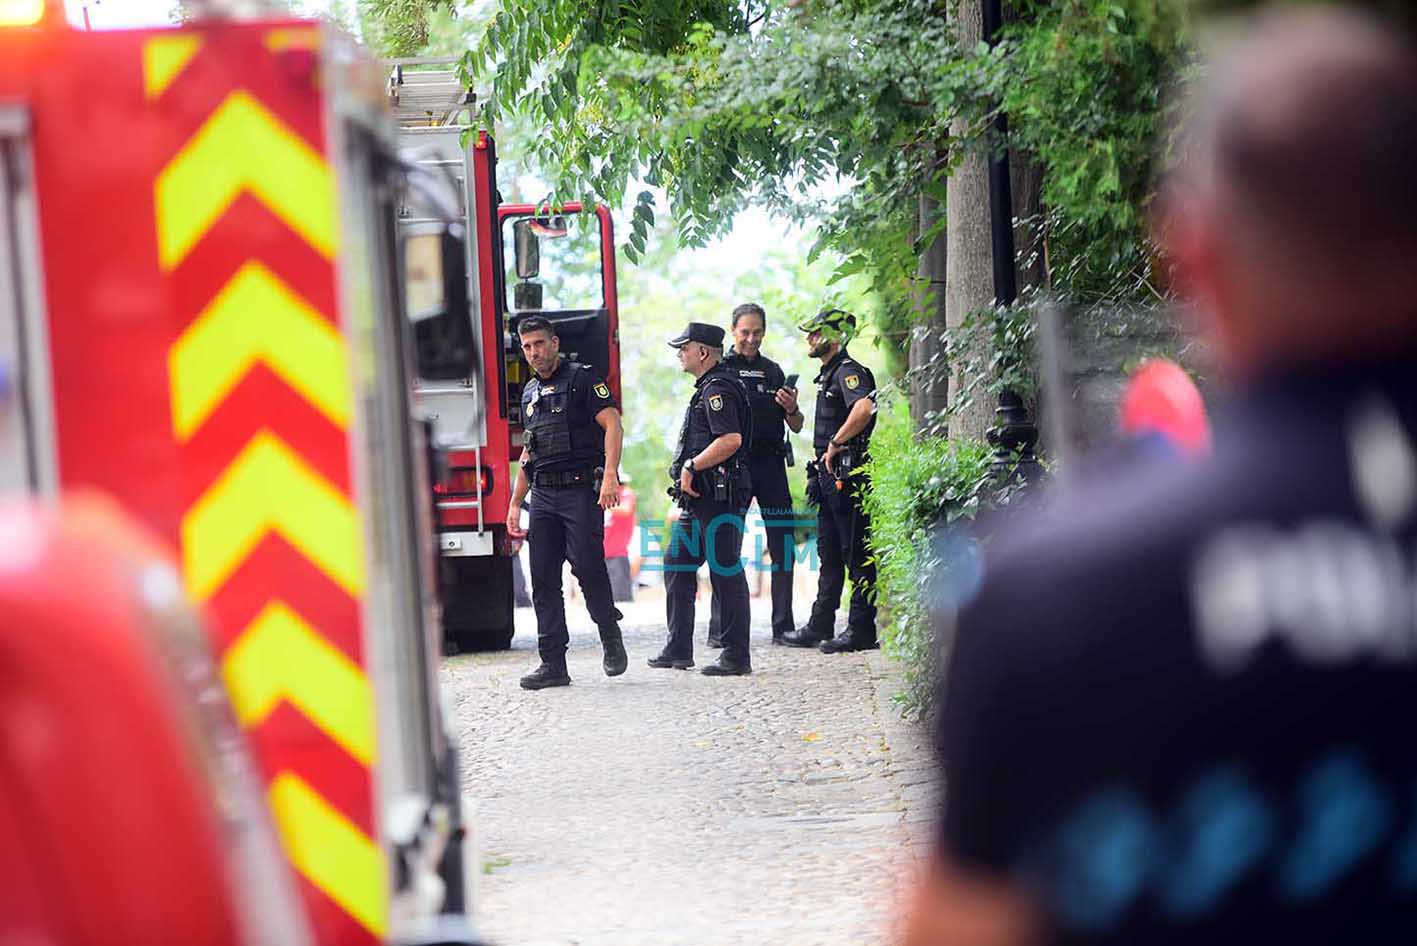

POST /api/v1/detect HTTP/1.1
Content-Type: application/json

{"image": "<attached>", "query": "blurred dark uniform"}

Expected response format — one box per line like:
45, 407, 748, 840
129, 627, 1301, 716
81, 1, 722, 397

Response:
521, 359, 623, 667
655, 325, 754, 673
707, 348, 797, 644
783, 336, 878, 652
938, 362, 1417, 943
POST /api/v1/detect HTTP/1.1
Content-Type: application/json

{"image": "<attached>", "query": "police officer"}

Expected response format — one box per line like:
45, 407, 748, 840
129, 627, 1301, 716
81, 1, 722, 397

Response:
906, 12, 1417, 945
506, 316, 628, 690
780, 308, 879, 653
650, 322, 754, 675
706, 303, 804, 647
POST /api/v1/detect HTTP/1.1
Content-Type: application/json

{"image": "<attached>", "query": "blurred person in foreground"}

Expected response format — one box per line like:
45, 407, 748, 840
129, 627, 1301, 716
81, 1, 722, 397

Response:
905, 9, 1417, 945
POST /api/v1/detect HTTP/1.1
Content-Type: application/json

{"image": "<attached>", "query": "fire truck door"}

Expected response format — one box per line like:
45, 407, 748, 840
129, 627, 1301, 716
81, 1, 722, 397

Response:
338, 116, 477, 928
0, 107, 56, 495
338, 120, 443, 801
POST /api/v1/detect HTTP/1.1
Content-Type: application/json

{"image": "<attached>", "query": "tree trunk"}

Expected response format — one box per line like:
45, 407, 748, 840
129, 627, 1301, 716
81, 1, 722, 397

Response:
910, 191, 949, 436
945, 1, 997, 444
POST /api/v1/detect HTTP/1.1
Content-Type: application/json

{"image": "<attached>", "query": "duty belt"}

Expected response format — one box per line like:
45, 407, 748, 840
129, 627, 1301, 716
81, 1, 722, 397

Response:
533, 467, 598, 488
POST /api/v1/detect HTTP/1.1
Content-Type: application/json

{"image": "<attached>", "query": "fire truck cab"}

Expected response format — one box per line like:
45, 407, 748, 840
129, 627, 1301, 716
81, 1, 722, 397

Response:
386, 60, 623, 653
1, 10, 480, 945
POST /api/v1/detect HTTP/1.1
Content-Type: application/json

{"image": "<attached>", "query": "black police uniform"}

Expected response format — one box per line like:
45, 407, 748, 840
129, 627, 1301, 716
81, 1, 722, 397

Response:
790, 348, 878, 648
707, 349, 797, 643
938, 361, 1417, 944
659, 362, 754, 670
521, 358, 623, 666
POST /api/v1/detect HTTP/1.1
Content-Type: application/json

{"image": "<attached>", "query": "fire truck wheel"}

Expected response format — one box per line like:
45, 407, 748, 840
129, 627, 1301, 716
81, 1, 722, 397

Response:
441, 555, 516, 652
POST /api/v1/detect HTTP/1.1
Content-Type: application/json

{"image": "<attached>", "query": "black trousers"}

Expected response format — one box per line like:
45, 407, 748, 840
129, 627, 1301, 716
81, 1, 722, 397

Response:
664, 497, 751, 666
527, 484, 623, 663
708, 453, 796, 639
805, 474, 877, 640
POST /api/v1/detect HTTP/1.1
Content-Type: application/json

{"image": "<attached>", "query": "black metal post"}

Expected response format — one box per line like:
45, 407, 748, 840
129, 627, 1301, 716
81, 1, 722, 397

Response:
980, 0, 1041, 488
982, 0, 1016, 310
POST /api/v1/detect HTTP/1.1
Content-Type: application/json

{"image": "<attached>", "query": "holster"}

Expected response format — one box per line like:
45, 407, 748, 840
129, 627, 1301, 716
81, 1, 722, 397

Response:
812, 452, 859, 511
804, 460, 822, 506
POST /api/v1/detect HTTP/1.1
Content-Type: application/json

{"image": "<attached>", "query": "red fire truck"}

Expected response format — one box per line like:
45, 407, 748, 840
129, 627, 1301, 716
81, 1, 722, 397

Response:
387, 61, 623, 652
0, 9, 494, 945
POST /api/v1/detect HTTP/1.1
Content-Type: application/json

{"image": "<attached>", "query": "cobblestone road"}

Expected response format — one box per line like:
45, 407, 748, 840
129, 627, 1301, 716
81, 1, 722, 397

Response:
442, 595, 939, 946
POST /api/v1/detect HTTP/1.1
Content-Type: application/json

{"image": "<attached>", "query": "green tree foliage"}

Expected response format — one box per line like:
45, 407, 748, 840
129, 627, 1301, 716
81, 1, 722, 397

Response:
362, 0, 1191, 377
1003, 0, 1189, 303
361, 0, 458, 55
448, 0, 1190, 320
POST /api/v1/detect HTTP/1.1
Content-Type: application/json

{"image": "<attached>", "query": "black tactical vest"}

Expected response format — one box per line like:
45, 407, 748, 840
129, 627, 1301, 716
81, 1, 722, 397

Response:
522, 361, 605, 471
671, 364, 754, 477
813, 353, 855, 453
722, 352, 785, 455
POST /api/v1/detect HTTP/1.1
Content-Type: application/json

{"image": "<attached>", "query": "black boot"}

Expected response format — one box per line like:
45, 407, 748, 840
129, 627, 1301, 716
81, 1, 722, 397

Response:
520, 660, 571, 690
701, 653, 752, 676
601, 629, 628, 677
647, 651, 695, 669
819, 631, 878, 654
780, 625, 831, 649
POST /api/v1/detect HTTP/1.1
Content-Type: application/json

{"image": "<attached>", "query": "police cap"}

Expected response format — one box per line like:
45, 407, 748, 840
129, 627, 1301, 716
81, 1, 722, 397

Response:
797, 307, 856, 336
668, 322, 725, 349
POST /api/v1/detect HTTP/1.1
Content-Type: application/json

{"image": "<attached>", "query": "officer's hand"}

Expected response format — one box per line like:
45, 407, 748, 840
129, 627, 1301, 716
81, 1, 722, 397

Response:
506, 503, 526, 539
679, 466, 700, 498
823, 441, 841, 475
775, 386, 799, 415
598, 475, 620, 511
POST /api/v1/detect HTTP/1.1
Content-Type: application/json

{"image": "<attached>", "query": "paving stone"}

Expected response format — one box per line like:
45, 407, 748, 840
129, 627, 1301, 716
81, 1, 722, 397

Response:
445, 597, 938, 945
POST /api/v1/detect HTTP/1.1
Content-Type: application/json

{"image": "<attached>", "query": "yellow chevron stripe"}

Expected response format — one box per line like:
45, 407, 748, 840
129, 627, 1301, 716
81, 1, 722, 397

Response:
265, 26, 322, 52
181, 431, 364, 602
154, 90, 335, 272
169, 262, 350, 441
222, 600, 374, 765
143, 35, 203, 99
268, 773, 388, 938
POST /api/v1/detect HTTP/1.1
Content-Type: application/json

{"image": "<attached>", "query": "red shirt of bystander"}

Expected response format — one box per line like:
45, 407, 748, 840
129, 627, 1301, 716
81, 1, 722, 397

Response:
603, 483, 636, 558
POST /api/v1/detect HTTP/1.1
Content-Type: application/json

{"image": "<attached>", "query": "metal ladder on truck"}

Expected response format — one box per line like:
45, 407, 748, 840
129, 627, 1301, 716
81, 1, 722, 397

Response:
387, 60, 518, 653
388, 59, 485, 538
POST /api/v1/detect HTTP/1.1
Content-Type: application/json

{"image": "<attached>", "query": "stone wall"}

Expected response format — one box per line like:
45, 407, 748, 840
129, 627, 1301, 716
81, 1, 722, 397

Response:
1043, 303, 1210, 454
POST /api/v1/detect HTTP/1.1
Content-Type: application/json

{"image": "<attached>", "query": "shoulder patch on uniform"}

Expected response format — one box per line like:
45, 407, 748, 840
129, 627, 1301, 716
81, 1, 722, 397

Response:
594, 381, 610, 399
844, 374, 860, 390
525, 402, 535, 417
709, 393, 724, 411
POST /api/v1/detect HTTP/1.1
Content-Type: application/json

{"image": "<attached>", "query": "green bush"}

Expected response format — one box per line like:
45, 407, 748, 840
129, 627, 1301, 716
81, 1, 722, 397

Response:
863, 399, 995, 718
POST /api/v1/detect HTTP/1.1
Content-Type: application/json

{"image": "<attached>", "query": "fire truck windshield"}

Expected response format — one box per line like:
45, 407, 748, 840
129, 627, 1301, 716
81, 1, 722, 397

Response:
502, 211, 604, 313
